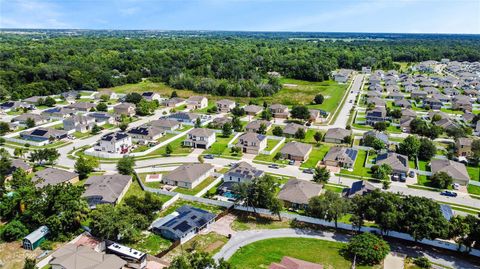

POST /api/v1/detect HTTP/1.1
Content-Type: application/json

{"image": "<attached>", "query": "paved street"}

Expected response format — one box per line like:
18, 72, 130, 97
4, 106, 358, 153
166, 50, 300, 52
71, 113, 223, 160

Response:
331, 74, 363, 128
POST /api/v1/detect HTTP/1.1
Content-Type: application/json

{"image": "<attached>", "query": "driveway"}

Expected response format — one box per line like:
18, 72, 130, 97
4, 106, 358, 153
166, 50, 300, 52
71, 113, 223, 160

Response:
383, 254, 404, 269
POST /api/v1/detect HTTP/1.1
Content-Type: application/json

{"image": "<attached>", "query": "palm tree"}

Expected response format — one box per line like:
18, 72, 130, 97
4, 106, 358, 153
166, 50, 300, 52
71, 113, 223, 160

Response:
14, 147, 26, 159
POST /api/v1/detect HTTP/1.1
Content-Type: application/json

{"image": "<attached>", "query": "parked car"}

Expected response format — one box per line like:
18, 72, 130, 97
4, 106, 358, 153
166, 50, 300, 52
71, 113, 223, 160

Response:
349, 99, 353, 103
288, 160, 295, 165
303, 168, 314, 174
268, 164, 280, 169
391, 174, 399, 181
204, 154, 214, 159
452, 183, 460, 190
440, 190, 457, 197
408, 170, 415, 178
399, 173, 406, 182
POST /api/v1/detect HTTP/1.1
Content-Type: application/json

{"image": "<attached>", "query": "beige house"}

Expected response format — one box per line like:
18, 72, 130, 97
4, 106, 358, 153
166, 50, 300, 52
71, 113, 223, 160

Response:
245, 120, 272, 133
34, 168, 79, 188
113, 102, 136, 117
183, 128, 216, 149
323, 147, 358, 168
283, 123, 307, 137
244, 105, 263, 115
216, 99, 236, 112
280, 142, 312, 162
186, 96, 208, 110
49, 244, 126, 269
66, 102, 97, 112
236, 132, 267, 154
456, 137, 473, 157
430, 159, 470, 185
127, 125, 165, 142
82, 174, 132, 208
164, 97, 186, 107
324, 128, 351, 144
163, 163, 214, 189
269, 104, 289, 118
277, 179, 323, 209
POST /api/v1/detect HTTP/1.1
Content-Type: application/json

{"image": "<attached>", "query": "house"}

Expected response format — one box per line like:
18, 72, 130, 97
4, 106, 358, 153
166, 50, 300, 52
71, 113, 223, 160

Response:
400, 117, 414, 133
34, 167, 79, 188
183, 128, 216, 149
0, 101, 33, 112
401, 109, 416, 118
434, 117, 457, 130
308, 109, 323, 122
244, 104, 263, 115
23, 226, 49, 250
210, 117, 231, 128
12, 113, 47, 126
142, 91, 161, 102
283, 123, 307, 137
167, 112, 204, 125
456, 137, 473, 157
20, 127, 68, 142
394, 99, 412, 108
430, 159, 470, 185
376, 152, 409, 175
60, 90, 79, 102
23, 96, 44, 104
151, 205, 216, 242
42, 107, 76, 120
236, 132, 267, 154
269, 256, 324, 269
411, 91, 427, 99
366, 97, 386, 107
324, 128, 351, 144
149, 118, 182, 131
388, 92, 404, 100
462, 112, 475, 123
362, 66, 372, 74
164, 97, 185, 107
163, 163, 214, 189
452, 95, 472, 111
367, 85, 383, 93
87, 112, 116, 125
49, 244, 126, 269
432, 93, 451, 103
423, 97, 443, 110
386, 85, 401, 93
269, 104, 289, 118
94, 132, 132, 154
245, 120, 272, 133
363, 130, 389, 144
95, 90, 117, 100
280, 142, 312, 162
343, 180, 376, 198
6, 159, 33, 180
82, 174, 132, 208
216, 99, 236, 112
277, 179, 323, 209
224, 161, 264, 183
128, 125, 165, 142
333, 69, 352, 83
66, 102, 97, 112
186, 96, 208, 110
476, 121, 480, 133
63, 115, 95, 133
113, 102, 136, 117
366, 106, 387, 125
323, 147, 358, 168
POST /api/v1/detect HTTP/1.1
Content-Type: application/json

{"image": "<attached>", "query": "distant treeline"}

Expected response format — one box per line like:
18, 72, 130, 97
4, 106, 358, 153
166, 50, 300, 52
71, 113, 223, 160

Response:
1, 33, 480, 99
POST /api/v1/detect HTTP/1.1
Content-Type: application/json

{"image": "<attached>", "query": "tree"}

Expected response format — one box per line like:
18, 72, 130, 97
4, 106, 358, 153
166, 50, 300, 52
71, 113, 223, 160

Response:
117, 156, 135, 175
314, 131, 322, 145
119, 122, 128, 131
418, 138, 436, 161
257, 123, 267, 135
345, 232, 390, 265
313, 166, 330, 184
231, 116, 243, 132
231, 106, 245, 117
96, 102, 108, 112
14, 147, 27, 159
1, 220, 29, 241
25, 117, 35, 128
29, 148, 59, 165
343, 135, 352, 144
362, 135, 385, 150
170, 91, 178, 98
124, 92, 143, 104
446, 127, 466, 139
413, 257, 432, 269
307, 190, 350, 228
230, 146, 241, 155
91, 124, 102, 134
314, 94, 324, 104
136, 99, 158, 116
194, 118, 202, 128
294, 128, 306, 140
222, 122, 232, 137
260, 110, 272, 121
430, 171, 453, 189
471, 139, 480, 163
373, 121, 387, 131
75, 155, 99, 179
290, 105, 310, 120
273, 152, 282, 161
168, 252, 231, 269
371, 164, 392, 181
23, 257, 36, 269
272, 126, 283, 136
165, 144, 173, 156
0, 121, 11, 135
44, 96, 56, 107
398, 135, 420, 158
234, 175, 280, 214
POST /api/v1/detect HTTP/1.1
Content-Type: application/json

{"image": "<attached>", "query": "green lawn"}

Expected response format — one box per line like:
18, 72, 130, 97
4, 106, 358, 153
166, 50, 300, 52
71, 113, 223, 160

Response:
228, 237, 377, 269
340, 150, 372, 178
72, 131, 91, 139
265, 139, 282, 151
300, 145, 330, 168
467, 184, 480, 195
324, 184, 345, 193
174, 176, 216, 196
467, 166, 479, 181
147, 135, 193, 156
163, 232, 229, 261
157, 199, 224, 218
231, 213, 293, 231
203, 134, 232, 155
418, 160, 429, 171
129, 233, 172, 255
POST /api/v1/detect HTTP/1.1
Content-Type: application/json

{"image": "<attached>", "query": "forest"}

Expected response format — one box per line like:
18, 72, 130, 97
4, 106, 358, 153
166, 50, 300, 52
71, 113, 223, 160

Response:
1, 31, 480, 99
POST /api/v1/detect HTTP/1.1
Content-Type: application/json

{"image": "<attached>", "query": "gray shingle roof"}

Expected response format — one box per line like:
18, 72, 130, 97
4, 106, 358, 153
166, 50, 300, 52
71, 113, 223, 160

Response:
164, 163, 214, 183
82, 174, 132, 204
277, 179, 323, 205
34, 168, 79, 188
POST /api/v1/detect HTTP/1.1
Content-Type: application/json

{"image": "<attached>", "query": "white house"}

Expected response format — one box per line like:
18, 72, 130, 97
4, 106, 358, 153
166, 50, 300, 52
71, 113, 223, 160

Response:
186, 96, 208, 110
183, 128, 216, 149
94, 132, 132, 154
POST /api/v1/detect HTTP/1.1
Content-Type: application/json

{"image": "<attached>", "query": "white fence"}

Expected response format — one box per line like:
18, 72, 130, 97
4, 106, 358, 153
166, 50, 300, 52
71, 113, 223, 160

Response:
260, 136, 285, 155
196, 175, 223, 197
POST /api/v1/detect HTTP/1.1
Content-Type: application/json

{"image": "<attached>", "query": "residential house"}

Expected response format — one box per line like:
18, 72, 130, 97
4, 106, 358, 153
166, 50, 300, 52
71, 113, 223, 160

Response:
333, 69, 352, 83
20, 127, 68, 142
63, 115, 95, 133
164, 97, 186, 107
142, 92, 161, 102
224, 161, 264, 183
244, 104, 263, 116
34, 167, 79, 188
323, 147, 358, 168
462, 112, 475, 123
151, 205, 216, 242
277, 179, 323, 209
368, 85, 383, 93
95, 90, 117, 100
476, 121, 480, 133
388, 92, 404, 100
366, 97, 386, 107
66, 102, 97, 112
411, 90, 427, 99
167, 112, 204, 125
183, 128, 216, 149
94, 132, 132, 154
49, 244, 126, 269
400, 116, 414, 133
106, 243, 147, 269
6, 159, 32, 180
216, 99, 236, 112
0, 101, 32, 112
150, 118, 182, 132
430, 159, 470, 185
128, 125, 165, 142
210, 117, 231, 128
452, 95, 472, 111
245, 120, 272, 133
236, 132, 267, 154
82, 174, 132, 208
363, 130, 389, 144
366, 106, 387, 125
88, 112, 116, 125
361, 66, 372, 74
23, 96, 44, 104
394, 99, 412, 108
424, 87, 439, 95
386, 85, 401, 93
376, 152, 409, 175
42, 107, 76, 120
343, 180, 376, 198
269, 256, 324, 269
114, 102, 136, 117
269, 104, 289, 118
456, 137, 473, 157
280, 142, 312, 162
12, 113, 47, 126
23, 226, 49, 250
324, 128, 351, 144
434, 117, 457, 130
60, 90, 79, 102
432, 93, 451, 103
283, 123, 307, 137
423, 97, 443, 110
401, 108, 416, 118
163, 163, 214, 189
186, 96, 208, 110
308, 109, 323, 122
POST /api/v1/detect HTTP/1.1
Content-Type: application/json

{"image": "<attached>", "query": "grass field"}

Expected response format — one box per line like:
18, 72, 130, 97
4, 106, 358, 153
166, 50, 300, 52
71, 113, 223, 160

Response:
129, 232, 172, 255
467, 166, 479, 181
467, 184, 480, 195
340, 150, 372, 178
174, 176, 216, 196
228, 237, 377, 269
164, 232, 228, 261
300, 145, 330, 168
147, 135, 193, 156
231, 213, 293, 231
203, 134, 232, 155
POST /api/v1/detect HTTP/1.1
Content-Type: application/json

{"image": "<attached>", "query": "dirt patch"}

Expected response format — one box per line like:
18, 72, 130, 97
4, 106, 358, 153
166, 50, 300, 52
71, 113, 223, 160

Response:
201, 214, 236, 236
0, 241, 42, 269
204, 240, 224, 252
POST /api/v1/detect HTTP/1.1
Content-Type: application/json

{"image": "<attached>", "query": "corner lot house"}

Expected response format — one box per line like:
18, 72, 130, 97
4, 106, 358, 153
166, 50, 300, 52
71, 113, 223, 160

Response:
183, 128, 216, 149
63, 114, 95, 133
151, 205, 216, 243
82, 174, 132, 208
94, 132, 132, 154
224, 161, 264, 183
430, 159, 470, 185
280, 142, 312, 162
323, 147, 358, 168
245, 120, 272, 133
376, 152, 409, 176
269, 104, 289, 118
23, 226, 49, 250
20, 127, 68, 143
114, 102, 136, 117
186, 96, 208, 110
324, 128, 351, 144
236, 132, 267, 154
49, 244, 126, 269
277, 179, 323, 209
127, 125, 165, 142
34, 167, 79, 188
42, 107, 76, 120
163, 163, 214, 189
244, 104, 263, 115
216, 99, 236, 112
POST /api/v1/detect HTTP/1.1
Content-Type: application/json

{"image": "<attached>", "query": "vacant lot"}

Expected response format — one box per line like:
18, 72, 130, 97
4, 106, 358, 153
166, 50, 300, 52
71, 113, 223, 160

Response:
0, 241, 43, 269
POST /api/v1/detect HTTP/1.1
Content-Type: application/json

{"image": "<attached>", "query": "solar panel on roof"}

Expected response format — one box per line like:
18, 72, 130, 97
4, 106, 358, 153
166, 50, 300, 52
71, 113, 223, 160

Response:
175, 221, 192, 232
346, 149, 358, 161
31, 129, 48, 136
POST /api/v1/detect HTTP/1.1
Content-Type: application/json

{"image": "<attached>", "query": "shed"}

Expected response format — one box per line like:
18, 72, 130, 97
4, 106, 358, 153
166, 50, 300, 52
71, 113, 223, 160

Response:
23, 225, 49, 250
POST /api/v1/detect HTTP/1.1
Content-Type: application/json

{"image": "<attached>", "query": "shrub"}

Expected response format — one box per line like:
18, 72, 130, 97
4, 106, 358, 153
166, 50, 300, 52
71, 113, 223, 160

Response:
345, 232, 390, 265
413, 257, 432, 268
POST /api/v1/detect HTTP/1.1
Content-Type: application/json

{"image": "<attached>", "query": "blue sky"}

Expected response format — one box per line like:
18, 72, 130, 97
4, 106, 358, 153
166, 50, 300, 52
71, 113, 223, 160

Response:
1, 0, 479, 34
